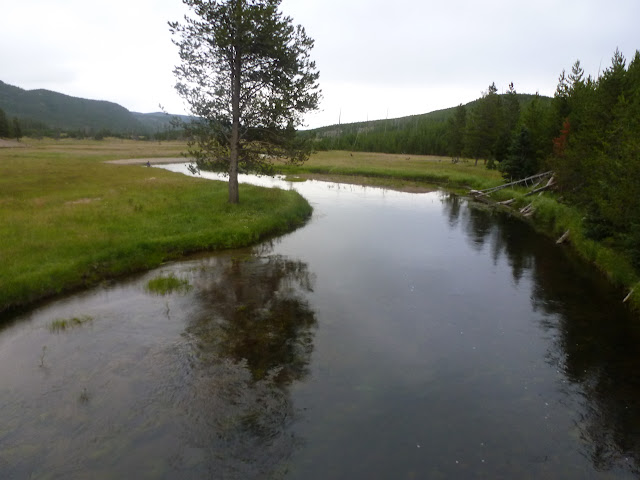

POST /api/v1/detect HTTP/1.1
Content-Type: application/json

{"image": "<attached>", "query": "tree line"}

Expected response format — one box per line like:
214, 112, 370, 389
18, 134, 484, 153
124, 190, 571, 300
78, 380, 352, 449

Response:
0, 107, 22, 140
550, 49, 640, 268
307, 48, 640, 268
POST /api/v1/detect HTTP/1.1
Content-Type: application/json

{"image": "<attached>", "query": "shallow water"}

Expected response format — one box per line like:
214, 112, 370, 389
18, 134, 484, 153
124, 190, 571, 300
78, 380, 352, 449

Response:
2, 167, 639, 479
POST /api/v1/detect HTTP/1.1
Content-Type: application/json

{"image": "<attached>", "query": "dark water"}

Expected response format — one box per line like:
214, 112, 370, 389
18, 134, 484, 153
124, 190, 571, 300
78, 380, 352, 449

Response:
1, 170, 640, 479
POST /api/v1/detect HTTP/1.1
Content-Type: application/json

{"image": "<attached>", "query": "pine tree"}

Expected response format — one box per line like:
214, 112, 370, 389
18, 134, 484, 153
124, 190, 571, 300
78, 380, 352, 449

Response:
499, 126, 536, 180
12, 117, 23, 141
0, 108, 9, 138
170, 0, 321, 203
464, 82, 503, 165
495, 82, 520, 164
446, 104, 466, 162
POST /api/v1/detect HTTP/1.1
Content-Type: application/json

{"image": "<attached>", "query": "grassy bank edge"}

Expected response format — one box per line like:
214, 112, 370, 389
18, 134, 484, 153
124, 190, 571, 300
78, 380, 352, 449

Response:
277, 163, 502, 192
0, 186, 312, 318
518, 193, 639, 311
471, 185, 640, 311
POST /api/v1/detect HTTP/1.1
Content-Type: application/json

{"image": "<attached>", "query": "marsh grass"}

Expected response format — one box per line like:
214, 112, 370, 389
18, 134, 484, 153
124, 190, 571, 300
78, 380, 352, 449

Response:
0, 138, 312, 314
276, 151, 504, 191
49, 315, 93, 332
146, 273, 192, 295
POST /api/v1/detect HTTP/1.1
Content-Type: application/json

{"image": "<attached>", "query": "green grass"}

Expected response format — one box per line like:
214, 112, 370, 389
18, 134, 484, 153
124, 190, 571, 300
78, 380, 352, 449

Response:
145, 273, 192, 295
49, 315, 93, 332
0, 138, 312, 315
276, 151, 504, 191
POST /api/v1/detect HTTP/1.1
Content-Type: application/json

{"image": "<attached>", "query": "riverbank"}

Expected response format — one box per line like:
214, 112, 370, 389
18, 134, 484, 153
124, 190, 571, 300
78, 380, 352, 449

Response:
496, 191, 640, 311
0, 139, 312, 316
277, 152, 639, 311
276, 150, 505, 193
3, 140, 637, 315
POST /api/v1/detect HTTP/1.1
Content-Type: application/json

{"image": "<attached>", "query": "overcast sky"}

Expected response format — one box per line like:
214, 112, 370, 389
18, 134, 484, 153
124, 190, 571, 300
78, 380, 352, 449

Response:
1, 0, 638, 129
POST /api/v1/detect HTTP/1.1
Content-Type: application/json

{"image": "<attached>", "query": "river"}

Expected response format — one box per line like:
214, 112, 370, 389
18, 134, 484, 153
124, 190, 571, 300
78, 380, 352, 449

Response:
1, 165, 639, 479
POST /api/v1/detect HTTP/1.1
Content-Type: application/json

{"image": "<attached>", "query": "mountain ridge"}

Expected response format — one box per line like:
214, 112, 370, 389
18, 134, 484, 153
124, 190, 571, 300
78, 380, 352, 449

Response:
0, 80, 184, 134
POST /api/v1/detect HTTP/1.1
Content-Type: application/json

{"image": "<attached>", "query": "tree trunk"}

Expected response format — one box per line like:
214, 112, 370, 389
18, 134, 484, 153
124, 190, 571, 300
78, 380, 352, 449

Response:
228, 42, 242, 204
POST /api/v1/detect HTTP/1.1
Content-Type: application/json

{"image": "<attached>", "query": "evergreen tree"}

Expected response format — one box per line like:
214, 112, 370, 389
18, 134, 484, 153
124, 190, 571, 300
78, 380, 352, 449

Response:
446, 103, 466, 161
499, 126, 536, 180
495, 82, 520, 164
520, 93, 552, 162
549, 49, 640, 266
170, 0, 321, 203
464, 82, 503, 165
0, 108, 9, 138
11, 117, 22, 141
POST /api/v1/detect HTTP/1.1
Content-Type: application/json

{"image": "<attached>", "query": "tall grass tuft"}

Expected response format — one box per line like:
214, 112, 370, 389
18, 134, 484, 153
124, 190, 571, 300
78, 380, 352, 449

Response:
145, 273, 192, 295
49, 315, 93, 332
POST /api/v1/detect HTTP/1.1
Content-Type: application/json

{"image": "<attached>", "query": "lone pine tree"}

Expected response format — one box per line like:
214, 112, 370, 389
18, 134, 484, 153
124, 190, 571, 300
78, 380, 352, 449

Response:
170, 0, 321, 203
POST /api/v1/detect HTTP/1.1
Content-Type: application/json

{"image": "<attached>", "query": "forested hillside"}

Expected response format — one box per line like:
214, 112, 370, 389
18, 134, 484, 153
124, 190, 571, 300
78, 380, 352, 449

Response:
302, 93, 548, 159
0, 80, 184, 138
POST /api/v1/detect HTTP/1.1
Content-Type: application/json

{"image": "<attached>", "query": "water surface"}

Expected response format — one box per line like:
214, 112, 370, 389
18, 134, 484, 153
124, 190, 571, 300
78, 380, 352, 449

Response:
1, 167, 639, 479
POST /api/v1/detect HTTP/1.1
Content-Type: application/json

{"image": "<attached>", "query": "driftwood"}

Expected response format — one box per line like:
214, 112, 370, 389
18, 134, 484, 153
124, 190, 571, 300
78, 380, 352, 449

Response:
470, 171, 554, 197
525, 184, 553, 196
469, 172, 557, 220
623, 289, 635, 303
556, 229, 570, 244
525, 175, 556, 197
520, 203, 534, 215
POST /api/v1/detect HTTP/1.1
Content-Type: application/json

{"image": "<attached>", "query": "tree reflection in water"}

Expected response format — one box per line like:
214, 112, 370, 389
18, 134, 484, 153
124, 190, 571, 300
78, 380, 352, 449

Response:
442, 194, 640, 476
176, 252, 317, 479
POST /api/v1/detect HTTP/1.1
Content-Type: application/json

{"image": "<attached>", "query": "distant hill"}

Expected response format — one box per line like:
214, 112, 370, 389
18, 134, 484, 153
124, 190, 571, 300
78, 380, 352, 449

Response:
303, 93, 546, 138
0, 80, 187, 135
301, 93, 551, 156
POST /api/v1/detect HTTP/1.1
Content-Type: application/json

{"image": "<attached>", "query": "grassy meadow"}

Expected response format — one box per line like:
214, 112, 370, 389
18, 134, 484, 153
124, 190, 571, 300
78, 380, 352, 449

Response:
276, 150, 505, 192
0, 138, 312, 315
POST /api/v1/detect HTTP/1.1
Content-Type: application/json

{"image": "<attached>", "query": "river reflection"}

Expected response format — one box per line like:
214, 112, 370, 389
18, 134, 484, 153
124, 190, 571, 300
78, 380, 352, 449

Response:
0, 252, 316, 479
171, 254, 317, 478
2, 172, 640, 479
443, 194, 640, 476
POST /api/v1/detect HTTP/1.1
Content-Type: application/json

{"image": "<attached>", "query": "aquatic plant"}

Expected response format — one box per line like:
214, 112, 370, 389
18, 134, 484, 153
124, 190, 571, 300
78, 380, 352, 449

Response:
48, 315, 93, 332
39, 345, 47, 367
79, 388, 90, 404
145, 273, 192, 296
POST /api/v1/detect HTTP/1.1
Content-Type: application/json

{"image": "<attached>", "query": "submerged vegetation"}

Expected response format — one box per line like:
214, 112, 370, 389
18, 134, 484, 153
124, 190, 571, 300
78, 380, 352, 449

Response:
145, 273, 192, 295
0, 138, 312, 316
49, 315, 93, 332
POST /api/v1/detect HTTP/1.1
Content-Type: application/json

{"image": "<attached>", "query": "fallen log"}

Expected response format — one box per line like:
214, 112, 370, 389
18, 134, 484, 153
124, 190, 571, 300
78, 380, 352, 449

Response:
623, 289, 635, 303
556, 229, 570, 244
525, 184, 553, 196
520, 203, 533, 215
